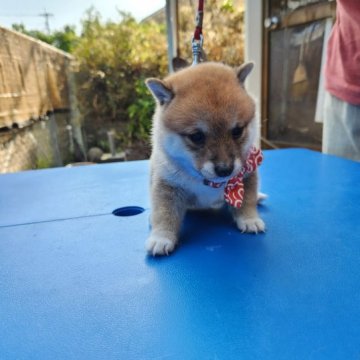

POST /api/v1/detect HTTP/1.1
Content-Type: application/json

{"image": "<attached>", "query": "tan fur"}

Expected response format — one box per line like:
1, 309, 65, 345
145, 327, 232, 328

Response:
146, 62, 265, 256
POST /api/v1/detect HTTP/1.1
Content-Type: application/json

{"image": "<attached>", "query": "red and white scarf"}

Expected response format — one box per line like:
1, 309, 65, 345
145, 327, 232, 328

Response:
203, 147, 263, 208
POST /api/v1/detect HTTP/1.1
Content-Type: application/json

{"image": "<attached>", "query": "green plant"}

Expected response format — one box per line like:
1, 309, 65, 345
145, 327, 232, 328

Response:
126, 78, 155, 142
73, 9, 167, 144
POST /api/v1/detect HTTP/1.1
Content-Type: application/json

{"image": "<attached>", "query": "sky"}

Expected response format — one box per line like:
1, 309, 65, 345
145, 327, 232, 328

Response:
0, 0, 165, 32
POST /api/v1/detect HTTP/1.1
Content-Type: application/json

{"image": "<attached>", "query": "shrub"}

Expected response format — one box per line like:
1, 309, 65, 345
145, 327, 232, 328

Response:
74, 9, 168, 146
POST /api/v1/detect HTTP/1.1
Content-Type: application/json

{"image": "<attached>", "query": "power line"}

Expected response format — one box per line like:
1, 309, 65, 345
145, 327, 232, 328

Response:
38, 9, 53, 34
0, 14, 40, 17
0, 9, 54, 34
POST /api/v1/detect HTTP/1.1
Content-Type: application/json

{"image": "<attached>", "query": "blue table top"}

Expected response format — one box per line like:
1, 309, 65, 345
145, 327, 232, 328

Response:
1, 149, 359, 359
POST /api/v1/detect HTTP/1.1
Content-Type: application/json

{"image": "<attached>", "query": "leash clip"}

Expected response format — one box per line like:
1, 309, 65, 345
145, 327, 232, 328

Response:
191, 34, 204, 66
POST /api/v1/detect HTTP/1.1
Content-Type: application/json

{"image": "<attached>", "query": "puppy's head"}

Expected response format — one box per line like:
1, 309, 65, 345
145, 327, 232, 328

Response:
146, 62, 258, 181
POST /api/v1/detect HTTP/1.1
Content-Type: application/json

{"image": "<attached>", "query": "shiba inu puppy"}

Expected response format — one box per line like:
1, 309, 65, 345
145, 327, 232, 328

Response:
145, 62, 265, 256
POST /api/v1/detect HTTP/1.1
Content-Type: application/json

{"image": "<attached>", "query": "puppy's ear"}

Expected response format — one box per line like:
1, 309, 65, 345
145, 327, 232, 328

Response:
145, 78, 174, 105
236, 62, 254, 86
172, 57, 190, 72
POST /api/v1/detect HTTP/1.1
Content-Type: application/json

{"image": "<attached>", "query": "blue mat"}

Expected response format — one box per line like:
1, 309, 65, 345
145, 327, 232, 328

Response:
0, 149, 359, 359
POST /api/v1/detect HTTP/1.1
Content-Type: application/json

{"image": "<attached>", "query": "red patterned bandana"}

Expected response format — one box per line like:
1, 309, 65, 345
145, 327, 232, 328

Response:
203, 147, 263, 208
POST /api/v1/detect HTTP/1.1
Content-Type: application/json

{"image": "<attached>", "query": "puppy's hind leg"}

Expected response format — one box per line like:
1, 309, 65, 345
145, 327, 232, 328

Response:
232, 171, 265, 234
147, 180, 187, 256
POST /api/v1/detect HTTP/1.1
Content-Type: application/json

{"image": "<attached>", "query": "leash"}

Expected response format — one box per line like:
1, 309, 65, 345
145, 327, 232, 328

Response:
192, 0, 204, 66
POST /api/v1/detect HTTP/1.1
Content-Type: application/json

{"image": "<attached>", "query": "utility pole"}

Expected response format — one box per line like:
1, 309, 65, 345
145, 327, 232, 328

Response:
38, 9, 53, 34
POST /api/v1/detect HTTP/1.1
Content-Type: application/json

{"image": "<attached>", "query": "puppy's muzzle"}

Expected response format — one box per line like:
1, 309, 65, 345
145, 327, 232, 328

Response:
214, 164, 234, 178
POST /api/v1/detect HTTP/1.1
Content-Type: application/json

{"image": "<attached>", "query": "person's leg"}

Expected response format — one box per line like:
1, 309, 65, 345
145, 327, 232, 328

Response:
322, 92, 360, 161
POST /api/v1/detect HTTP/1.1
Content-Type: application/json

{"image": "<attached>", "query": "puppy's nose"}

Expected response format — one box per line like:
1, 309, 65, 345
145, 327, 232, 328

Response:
214, 164, 234, 178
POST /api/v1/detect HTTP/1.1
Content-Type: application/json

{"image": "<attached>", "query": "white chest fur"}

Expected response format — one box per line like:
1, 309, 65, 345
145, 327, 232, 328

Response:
185, 179, 225, 209
156, 157, 225, 209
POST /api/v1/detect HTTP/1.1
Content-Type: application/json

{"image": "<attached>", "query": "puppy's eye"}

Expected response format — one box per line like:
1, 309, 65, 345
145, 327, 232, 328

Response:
231, 126, 244, 139
187, 131, 206, 145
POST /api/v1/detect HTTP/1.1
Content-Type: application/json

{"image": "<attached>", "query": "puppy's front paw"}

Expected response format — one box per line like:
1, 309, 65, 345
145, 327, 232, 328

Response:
146, 233, 176, 256
236, 216, 265, 234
